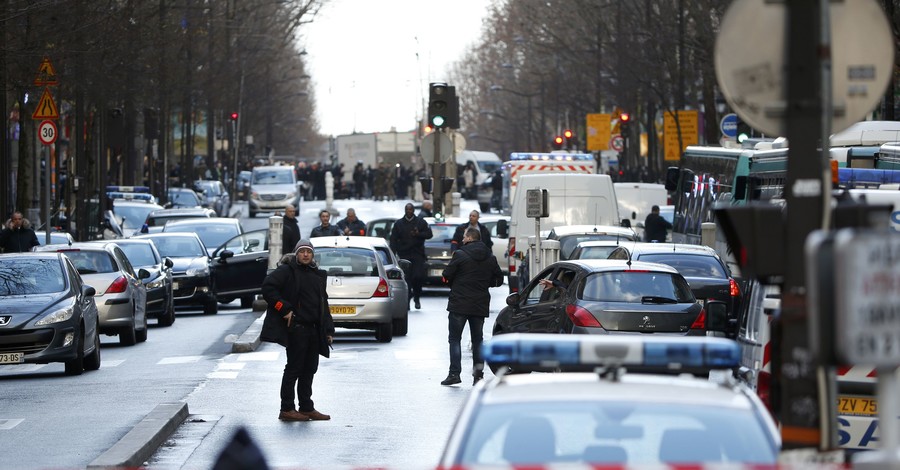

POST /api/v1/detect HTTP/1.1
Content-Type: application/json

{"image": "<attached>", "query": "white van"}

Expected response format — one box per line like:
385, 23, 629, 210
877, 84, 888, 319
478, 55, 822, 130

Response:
507, 173, 620, 291
614, 182, 668, 238
457, 150, 502, 187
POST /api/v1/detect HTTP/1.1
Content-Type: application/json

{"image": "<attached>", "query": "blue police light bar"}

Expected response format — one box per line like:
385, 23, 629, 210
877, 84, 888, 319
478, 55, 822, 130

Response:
106, 185, 151, 193
482, 333, 740, 371
509, 152, 594, 162
838, 168, 900, 186
107, 192, 155, 202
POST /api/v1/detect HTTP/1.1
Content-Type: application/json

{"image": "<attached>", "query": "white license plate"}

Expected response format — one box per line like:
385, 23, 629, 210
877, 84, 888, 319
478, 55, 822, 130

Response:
429, 269, 443, 277
172, 282, 180, 290
0, 353, 24, 364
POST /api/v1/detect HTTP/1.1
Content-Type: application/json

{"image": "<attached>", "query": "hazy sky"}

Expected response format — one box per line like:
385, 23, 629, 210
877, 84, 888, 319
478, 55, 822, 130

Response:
303, 0, 488, 137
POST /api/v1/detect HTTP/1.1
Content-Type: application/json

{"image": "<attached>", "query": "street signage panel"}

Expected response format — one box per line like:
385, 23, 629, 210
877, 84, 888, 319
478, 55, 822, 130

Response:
525, 189, 548, 218
421, 132, 452, 164
663, 110, 699, 161
610, 135, 624, 152
31, 88, 59, 120
834, 229, 900, 366
33, 57, 58, 86
586, 113, 611, 151
720, 113, 738, 138
38, 120, 57, 145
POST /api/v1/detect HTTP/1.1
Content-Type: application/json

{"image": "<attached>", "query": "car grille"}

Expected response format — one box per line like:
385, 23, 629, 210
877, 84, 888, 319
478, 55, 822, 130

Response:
0, 329, 54, 355
260, 193, 287, 201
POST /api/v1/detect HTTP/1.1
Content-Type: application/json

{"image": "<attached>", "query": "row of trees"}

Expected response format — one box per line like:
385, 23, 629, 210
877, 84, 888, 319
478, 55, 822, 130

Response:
1, 0, 323, 234
449, 0, 899, 178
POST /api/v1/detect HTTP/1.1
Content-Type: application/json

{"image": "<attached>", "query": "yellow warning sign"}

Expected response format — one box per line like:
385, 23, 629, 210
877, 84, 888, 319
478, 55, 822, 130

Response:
33, 57, 58, 86
586, 113, 612, 151
32, 88, 59, 120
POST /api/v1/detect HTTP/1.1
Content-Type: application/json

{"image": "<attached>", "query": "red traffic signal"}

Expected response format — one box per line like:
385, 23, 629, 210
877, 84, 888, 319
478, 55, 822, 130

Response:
229, 112, 239, 121
619, 112, 630, 123
563, 129, 573, 139
553, 135, 564, 149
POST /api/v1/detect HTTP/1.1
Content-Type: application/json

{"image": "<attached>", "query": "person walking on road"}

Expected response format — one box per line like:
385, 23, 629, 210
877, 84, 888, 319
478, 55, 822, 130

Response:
0, 211, 39, 253
281, 205, 301, 256
643, 205, 673, 243
418, 200, 433, 218
309, 210, 341, 238
336, 208, 367, 236
261, 239, 335, 422
441, 227, 503, 386
390, 203, 433, 310
450, 210, 492, 252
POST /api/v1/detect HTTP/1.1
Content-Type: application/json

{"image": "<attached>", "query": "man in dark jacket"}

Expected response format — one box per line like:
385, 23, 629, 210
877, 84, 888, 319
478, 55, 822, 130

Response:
0, 211, 39, 253
336, 208, 366, 236
450, 210, 492, 252
281, 205, 301, 256
260, 239, 335, 422
441, 227, 503, 386
643, 205, 673, 243
389, 203, 433, 309
309, 210, 341, 238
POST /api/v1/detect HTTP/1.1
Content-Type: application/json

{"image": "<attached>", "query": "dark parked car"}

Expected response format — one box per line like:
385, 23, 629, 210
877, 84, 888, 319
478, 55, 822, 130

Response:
134, 233, 217, 315
210, 229, 269, 308
607, 243, 741, 336
422, 217, 465, 286
193, 180, 232, 217
166, 187, 205, 209
0, 252, 102, 375
140, 207, 217, 234
115, 238, 176, 327
491, 259, 727, 373
163, 217, 244, 256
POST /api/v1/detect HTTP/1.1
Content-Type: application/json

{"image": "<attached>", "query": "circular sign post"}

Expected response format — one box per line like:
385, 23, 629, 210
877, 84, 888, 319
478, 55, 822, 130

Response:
610, 135, 624, 152
38, 120, 57, 145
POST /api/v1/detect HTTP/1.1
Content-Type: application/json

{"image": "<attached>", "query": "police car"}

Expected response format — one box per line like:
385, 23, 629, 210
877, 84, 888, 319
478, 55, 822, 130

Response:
439, 334, 780, 467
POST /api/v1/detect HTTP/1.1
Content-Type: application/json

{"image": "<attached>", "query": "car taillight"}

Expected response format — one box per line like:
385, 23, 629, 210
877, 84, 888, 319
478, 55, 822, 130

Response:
690, 308, 706, 329
105, 276, 129, 294
757, 370, 774, 418
373, 278, 389, 298
565, 304, 602, 328
730, 278, 741, 297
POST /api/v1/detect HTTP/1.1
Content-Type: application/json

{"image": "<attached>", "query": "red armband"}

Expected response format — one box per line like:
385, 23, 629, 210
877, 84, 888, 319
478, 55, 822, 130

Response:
274, 301, 283, 311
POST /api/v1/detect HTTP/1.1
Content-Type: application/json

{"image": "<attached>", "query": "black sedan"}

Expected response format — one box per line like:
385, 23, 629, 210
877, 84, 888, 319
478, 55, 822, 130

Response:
134, 233, 217, 315
115, 238, 176, 326
0, 252, 101, 375
210, 229, 269, 308
491, 259, 728, 371
423, 218, 464, 286
607, 243, 741, 336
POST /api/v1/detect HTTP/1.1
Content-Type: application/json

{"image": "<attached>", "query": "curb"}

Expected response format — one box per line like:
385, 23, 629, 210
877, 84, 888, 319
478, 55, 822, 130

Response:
232, 309, 265, 353
87, 402, 189, 469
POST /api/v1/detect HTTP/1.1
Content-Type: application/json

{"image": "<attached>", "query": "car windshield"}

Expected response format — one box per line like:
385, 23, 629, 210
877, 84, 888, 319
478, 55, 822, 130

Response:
431, 225, 457, 242
253, 169, 294, 184
478, 161, 501, 174
558, 234, 632, 260
0, 258, 65, 294
637, 254, 727, 278
575, 245, 620, 260
119, 244, 158, 267
149, 237, 206, 258
166, 224, 239, 251
147, 214, 208, 227
59, 250, 116, 275
457, 402, 776, 466
315, 248, 378, 277
114, 204, 162, 230
167, 190, 201, 207
580, 271, 694, 303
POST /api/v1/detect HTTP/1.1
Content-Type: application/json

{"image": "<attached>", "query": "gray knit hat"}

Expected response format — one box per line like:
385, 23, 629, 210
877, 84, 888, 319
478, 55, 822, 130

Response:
294, 239, 314, 253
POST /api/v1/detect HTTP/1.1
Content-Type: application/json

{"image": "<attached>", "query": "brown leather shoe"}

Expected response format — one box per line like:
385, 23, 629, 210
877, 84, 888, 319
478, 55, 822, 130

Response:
300, 409, 331, 420
278, 410, 310, 422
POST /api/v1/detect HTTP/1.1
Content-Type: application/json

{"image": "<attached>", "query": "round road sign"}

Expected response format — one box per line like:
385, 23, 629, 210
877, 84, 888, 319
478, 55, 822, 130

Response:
610, 135, 624, 152
39, 120, 57, 145
720, 113, 738, 138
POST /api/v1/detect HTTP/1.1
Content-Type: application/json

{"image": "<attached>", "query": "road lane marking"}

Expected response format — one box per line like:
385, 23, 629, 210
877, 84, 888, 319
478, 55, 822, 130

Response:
158, 356, 205, 365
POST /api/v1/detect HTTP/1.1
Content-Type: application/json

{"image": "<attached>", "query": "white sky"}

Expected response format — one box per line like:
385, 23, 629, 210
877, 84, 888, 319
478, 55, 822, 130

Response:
302, 0, 488, 137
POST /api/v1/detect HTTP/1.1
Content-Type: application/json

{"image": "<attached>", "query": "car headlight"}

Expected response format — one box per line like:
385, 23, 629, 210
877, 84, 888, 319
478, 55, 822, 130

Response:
146, 276, 166, 289
186, 263, 209, 277
36, 307, 74, 326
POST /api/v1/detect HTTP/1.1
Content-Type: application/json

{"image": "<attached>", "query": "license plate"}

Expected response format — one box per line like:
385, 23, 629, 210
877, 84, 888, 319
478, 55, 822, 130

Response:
839, 395, 878, 416
0, 353, 24, 364
330, 306, 356, 315
172, 282, 180, 290
429, 269, 444, 277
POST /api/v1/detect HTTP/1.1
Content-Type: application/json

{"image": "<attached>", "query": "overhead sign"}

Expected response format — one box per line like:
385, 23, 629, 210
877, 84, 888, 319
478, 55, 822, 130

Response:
420, 132, 452, 164
663, 110, 699, 161
31, 88, 59, 120
33, 57, 58, 86
38, 120, 57, 145
586, 113, 612, 151
720, 113, 738, 138
715, 0, 894, 136
835, 230, 900, 366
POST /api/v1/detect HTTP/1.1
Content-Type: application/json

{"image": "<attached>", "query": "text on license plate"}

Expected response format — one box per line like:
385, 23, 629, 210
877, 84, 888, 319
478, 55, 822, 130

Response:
330, 306, 356, 315
0, 353, 24, 364
838, 395, 877, 416
429, 269, 443, 277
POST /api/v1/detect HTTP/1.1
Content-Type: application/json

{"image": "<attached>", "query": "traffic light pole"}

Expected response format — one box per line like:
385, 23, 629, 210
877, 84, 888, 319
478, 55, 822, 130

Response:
432, 129, 444, 216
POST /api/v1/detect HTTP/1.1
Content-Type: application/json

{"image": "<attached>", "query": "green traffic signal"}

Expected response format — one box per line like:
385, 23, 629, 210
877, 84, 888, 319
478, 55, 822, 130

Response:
431, 115, 445, 127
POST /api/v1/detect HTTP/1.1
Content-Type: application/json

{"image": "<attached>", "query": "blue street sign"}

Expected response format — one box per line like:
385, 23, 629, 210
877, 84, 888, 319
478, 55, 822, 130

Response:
720, 113, 738, 138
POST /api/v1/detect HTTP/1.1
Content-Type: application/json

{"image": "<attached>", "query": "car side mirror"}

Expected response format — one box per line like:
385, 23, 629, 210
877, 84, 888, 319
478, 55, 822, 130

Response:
496, 219, 508, 238
620, 218, 631, 228
164, 257, 174, 269
705, 300, 728, 333
505, 293, 520, 306
247, 239, 260, 249
138, 268, 151, 279
83, 285, 96, 297
387, 268, 404, 280
219, 250, 234, 260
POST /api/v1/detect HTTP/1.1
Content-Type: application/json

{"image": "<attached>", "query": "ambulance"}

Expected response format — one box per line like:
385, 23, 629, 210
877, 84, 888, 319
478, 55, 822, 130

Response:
500, 152, 597, 213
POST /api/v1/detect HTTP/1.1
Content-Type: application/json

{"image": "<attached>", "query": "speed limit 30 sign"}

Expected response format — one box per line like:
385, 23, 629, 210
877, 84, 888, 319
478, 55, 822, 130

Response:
39, 120, 57, 145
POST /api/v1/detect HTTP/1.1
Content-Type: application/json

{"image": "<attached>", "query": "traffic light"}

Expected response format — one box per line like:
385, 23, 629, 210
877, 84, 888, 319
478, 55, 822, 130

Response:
563, 129, 574, 149
229, 112, 239, 121
552, 135, 564, 150
428, 83, 450, 128
619, 112, 631, 136
736, 117, 752, 144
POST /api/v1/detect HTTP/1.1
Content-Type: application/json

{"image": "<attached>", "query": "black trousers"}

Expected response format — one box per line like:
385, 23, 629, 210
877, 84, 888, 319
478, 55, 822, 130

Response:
280, 325, 320, 412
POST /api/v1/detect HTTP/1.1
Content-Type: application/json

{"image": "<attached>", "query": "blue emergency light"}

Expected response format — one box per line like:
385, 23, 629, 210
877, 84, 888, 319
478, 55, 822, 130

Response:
106, 185, 151, 193
107, 192, 155, 202
838, 168, 900, 186
482, 333, 740, 371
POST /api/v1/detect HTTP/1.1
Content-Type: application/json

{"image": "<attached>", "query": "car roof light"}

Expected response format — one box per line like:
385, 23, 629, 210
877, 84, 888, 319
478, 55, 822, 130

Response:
483, 333, 740, 371
106, 185, 151, 193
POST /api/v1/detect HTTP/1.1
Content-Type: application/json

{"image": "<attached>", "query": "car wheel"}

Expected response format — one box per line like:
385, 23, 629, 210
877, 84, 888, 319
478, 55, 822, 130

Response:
84, 321, 102, 371
64, 326, 85, 376
136, 312, 148, 343
158, 297, 175, 327
392, 316, 408, 336
375, 322, 393, 343
240, 296, 254, 308
203, 298, 218, 315
119, 323, 137, 346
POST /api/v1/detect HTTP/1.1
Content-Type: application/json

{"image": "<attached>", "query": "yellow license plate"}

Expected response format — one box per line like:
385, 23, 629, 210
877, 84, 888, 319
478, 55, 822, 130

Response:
330, 306, 356, 315
838, 395, 878, 416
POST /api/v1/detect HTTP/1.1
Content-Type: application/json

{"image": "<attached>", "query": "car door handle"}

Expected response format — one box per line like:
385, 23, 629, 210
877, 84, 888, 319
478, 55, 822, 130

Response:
255, 257, 267, 262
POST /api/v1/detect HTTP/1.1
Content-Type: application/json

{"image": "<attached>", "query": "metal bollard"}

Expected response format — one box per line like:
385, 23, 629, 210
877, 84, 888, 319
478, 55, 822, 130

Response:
451, 192, 461, 217
267, 215, 283, 273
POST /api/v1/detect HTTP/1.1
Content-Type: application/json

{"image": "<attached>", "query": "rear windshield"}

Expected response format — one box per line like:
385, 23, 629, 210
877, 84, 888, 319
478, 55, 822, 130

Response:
574, 245, 620, 260
315, 248, 378, 277
60, 251, 116, 275
579, 271, 694, 303
0, 258, 65, 294
636, 254, 727, 278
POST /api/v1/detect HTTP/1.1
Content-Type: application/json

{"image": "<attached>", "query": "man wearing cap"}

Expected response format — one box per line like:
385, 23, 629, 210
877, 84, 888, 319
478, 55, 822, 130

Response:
261, 239, 335, 422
